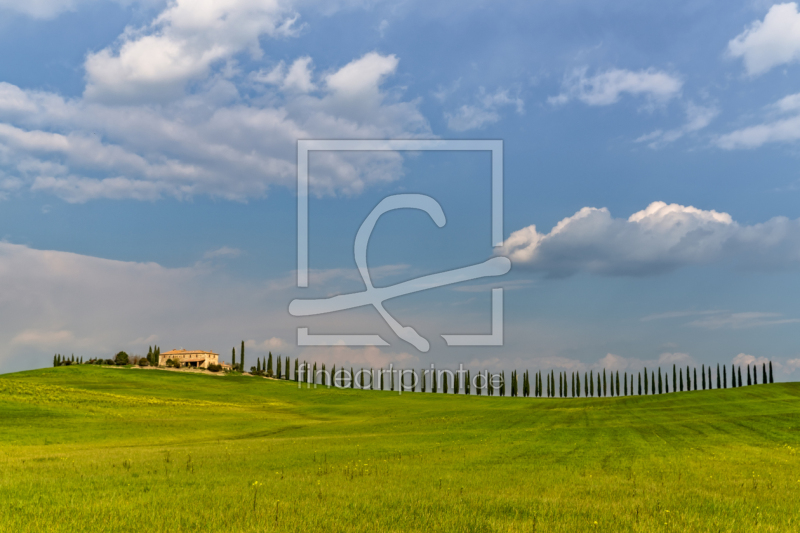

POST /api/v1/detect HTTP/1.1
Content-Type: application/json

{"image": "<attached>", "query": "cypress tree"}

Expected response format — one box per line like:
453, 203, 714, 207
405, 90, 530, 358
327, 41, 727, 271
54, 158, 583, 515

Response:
658, 368, 663, 394
665, 379, 669, 394
603, 369, 607, 397
583, 372, 587, 397
267, 352, 273, 376
761, 363, 766, 385
616, 371, 620, 396
716, 364, 721, 389
466, 370, 471, 395
240, 341, 245, 372
257, 358, 261, 373
489, 372, 495, 396
686, 365, 691, 390
644, 368, 649, 395
769, 361, 774, 383
421, 370, 425, 393
232, 347, 236, 369
747, 365, 752, 386
624, 372, 628, 396
651, 371, 655, 394
707, 366, 711, 388
277, 356, 282, 379
673, 364, 677, 393
638, 372, 642, 395
720, 365, 725, 388
432, 370, 438, 393
597, 372, 602, 397
589, 370, 594, 397
693, 367, 697, 391
312, 362, 317, 385
679, 368, 683, 391
546, 373, 550, 397
294, 359, 299, 382
736, 366, 741, 387
53, 354, 57, 367
381, 370, 385, 391
702, 364, 706, 389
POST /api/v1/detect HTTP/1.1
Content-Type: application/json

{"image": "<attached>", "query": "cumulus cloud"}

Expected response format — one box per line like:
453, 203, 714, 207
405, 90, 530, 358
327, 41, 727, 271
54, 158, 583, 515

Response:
716, 91, 800, 149
247, 337, 287, 351
500, 200, 800, 277
0, 50, 430, 202
0, 0, 433, 203
445, 87, 524, 131
548, 67, 682, 107
84, 0, 301, 103
733, 353, 774, 367
728, 3, 800, 76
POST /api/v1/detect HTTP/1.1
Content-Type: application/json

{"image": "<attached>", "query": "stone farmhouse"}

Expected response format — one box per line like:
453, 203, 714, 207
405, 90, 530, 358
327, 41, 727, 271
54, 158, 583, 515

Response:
159, 349, 222, 369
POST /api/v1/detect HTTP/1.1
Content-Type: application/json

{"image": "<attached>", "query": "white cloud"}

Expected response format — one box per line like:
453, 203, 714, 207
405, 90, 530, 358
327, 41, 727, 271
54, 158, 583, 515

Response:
12, 329, 76, 347
0, 0, 147, 19
732, 353, 773, 367
642, 309, 799, 329
0, 0, 433, 203
0, 49, 430, 202
549, 67, 682, 107
247, 337, 287, 351
445, 87, 524, 131
297, 345, 418, 368
637, 102, 718, 148
500, 200, 800, 277
716, 91, 800, 149
84, 0, 301, 103
0, 240, 309, 372
203, 246, 243, 259
253, 56, 316, 93
728, 3, 800, 76
689, 312, 800, 329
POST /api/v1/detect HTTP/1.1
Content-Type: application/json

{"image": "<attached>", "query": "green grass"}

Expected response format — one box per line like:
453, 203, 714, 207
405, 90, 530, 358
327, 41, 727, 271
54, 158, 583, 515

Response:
1, 366, 799, 532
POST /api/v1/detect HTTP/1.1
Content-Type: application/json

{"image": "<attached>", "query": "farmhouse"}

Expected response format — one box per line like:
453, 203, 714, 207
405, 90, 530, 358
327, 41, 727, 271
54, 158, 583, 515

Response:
159, 349, 220, 369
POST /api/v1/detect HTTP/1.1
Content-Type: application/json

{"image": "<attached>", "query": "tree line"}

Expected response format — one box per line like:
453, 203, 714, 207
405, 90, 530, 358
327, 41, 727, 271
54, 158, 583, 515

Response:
252, 360, 775, 396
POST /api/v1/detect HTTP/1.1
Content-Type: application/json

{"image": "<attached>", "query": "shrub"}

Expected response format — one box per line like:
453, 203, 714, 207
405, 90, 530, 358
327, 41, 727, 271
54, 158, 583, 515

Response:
114, 351, 129, 366
207, 363, 222, 372
137, 359, 149, 367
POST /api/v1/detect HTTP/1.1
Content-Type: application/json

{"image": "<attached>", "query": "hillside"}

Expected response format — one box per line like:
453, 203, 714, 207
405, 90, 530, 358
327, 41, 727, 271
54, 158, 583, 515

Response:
1, 366, 798, 532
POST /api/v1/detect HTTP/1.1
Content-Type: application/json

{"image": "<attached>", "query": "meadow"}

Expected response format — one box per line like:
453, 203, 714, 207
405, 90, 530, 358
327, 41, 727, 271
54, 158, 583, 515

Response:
0, 365, 799, 532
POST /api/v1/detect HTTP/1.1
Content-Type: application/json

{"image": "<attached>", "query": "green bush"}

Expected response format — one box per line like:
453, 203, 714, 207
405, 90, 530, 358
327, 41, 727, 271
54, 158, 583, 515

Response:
137, 359, 149, 367
207, 363, 222, 372
114, 351, 129, 366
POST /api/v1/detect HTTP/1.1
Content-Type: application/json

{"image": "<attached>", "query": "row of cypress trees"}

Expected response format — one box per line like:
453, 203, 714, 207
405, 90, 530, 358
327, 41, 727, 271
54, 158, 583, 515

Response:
53, 353, 81, 366
278, 360, 776, 396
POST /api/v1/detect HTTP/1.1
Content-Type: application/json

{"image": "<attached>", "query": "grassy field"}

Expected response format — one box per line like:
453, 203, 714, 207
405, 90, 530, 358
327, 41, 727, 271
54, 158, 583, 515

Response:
0, 366, 799, 532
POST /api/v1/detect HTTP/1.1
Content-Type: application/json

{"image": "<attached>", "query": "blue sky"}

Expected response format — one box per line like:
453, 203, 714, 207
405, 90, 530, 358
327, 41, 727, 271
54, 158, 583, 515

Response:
2, 0, 800, 378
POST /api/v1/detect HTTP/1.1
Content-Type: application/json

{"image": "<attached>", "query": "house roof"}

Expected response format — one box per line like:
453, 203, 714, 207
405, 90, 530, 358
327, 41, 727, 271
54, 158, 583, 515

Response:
161, 349, 219, 356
